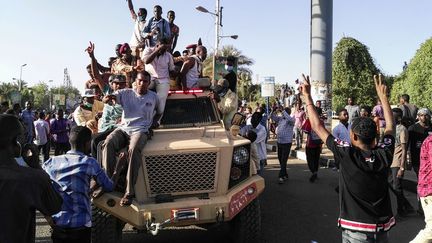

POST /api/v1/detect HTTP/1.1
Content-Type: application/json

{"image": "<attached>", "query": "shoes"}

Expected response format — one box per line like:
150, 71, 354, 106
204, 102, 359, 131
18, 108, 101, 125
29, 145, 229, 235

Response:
278, 178, 284, 184
283, 175, 289, 181
309, 173, 317, 183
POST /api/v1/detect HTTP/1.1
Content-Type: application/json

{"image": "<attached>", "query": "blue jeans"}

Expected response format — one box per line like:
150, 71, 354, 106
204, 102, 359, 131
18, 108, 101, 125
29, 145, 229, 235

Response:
342, 229, 389, 243
258, 159, 266, 175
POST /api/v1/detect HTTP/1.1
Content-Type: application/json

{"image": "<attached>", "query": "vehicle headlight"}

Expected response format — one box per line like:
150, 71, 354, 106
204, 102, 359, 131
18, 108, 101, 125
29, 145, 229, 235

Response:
232, 146, 249, 166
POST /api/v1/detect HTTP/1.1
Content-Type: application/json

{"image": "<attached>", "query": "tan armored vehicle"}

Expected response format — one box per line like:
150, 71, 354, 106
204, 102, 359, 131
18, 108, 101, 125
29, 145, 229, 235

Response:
92, 89, 265, 243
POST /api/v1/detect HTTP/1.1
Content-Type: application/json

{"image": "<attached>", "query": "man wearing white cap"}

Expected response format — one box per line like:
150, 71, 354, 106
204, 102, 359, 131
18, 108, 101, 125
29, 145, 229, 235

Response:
73, 89, 104, 127
408, 108, 432, 215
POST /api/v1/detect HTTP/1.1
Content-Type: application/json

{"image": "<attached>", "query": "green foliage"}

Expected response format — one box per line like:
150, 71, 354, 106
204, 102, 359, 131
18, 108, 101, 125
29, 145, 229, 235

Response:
32, 82, 50, 109
390, 38, 432, 108
332, 37, 380, 112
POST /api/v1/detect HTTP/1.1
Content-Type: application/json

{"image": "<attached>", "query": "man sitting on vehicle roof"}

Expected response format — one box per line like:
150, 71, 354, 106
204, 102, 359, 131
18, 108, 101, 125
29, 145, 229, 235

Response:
179, 45, 207, 91
102, 71, 161, 206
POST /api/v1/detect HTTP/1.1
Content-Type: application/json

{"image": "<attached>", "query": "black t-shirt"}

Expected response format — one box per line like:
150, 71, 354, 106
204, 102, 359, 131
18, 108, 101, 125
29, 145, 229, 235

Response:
224, 71, 237, 93
326, 134, 395, 228
0, 160, 63, 243
408, 123, 432, 165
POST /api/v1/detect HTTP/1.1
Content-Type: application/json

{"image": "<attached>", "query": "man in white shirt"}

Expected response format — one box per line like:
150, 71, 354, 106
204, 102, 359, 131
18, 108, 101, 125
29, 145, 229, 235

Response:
127, 0, 147, 56
252, 112, 267, 175
332, 108, 351, 144
180, 45, 207, 90
34, 112, 50, 161
142, 38, 175, 115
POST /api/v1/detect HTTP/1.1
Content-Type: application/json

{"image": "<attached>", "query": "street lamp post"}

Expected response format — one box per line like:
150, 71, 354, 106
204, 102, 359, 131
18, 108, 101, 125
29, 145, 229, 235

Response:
19, 64, 27, 91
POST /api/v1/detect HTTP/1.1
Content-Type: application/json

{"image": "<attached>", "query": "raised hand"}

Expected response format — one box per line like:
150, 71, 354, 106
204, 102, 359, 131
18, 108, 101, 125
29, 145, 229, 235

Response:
300, 74, 311, 97
373, 74, 387, 101
85, 41, 95, 58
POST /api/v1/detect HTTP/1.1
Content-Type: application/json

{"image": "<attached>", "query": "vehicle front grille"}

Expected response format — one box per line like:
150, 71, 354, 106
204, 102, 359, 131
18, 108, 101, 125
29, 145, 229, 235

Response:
144, 151, 218, 196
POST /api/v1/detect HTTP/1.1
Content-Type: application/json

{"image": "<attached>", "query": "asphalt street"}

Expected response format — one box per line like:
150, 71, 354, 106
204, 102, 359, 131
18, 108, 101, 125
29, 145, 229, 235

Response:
35, 158, 425, 243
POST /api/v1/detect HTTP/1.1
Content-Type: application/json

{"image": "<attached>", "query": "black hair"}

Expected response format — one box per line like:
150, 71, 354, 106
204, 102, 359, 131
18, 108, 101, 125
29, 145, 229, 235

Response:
86, 64, 91, 70
360, 105, 371, 114
338, 108, 348, 115
182, 50, 188, 55
284, 107, 291, 115
69, 126, 92, 148
400, 94, 410, 103
251, 112, 263, 129
351, 117, 377, 145
154, 5, 162, 11
167, 10, 175, 15
138, 8, 147, 15
158, 37, 170, 45
392, 108, 403, 124
172, 51, 181, 57
39, 112, 45, 119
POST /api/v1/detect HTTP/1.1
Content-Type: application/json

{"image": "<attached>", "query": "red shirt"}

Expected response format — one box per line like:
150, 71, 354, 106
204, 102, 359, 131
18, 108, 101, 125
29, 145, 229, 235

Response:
418, 134, 432, 197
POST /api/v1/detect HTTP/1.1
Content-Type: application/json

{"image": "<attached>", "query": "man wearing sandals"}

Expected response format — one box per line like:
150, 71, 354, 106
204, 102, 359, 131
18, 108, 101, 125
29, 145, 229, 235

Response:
102, 71, 161, 206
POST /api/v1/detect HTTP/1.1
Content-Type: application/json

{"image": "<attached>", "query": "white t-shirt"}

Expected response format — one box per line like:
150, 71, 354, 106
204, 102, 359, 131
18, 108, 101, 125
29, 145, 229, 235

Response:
142, 47, 175, 81
130, 19, 146, 48
34, 119, 50, 145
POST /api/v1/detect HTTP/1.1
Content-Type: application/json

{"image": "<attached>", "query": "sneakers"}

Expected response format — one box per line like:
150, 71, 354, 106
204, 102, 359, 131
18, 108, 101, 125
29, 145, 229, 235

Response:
309, 173, 318, 183
278, 178, 284, 184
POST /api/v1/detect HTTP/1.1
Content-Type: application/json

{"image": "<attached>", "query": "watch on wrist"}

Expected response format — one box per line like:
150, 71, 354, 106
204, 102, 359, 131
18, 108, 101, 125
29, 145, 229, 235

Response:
399, 167, 405, 171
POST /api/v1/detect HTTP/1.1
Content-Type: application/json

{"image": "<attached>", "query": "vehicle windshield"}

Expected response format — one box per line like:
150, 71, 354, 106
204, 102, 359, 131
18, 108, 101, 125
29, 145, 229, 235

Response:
160, 96, 219, 128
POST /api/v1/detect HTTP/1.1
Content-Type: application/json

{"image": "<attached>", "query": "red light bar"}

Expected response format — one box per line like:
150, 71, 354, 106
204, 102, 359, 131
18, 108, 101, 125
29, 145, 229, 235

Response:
168, 89, 204, 94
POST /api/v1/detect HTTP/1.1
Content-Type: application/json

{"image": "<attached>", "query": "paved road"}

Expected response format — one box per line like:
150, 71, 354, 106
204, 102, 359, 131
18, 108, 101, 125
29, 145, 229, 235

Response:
36, 158, 425, 243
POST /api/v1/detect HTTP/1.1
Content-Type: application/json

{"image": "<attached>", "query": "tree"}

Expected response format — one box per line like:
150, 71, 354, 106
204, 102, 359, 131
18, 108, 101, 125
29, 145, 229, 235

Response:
332, 37, 380, 112
32, 82, 50, 109
390, 37, 432, 108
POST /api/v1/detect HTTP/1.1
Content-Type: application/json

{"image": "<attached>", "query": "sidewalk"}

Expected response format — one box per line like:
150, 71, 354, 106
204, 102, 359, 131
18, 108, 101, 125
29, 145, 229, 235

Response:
265, 138, 418, 193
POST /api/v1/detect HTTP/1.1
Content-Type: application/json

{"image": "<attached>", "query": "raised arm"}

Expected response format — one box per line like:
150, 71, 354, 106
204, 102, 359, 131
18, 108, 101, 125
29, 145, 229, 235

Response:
127, 0, 137, 20
374, 74, 393, 135
300, 74, 331, 142
86, 42, 106, 93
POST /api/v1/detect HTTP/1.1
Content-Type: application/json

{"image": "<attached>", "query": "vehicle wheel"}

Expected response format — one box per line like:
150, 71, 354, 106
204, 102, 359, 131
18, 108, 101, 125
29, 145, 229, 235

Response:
91, 205, 124, 243
229, 198, 262, 243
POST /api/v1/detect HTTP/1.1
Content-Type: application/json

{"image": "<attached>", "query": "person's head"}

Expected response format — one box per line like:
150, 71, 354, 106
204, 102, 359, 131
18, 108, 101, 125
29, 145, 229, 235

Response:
417, 108, 431, 125
56, 109, 64, 119
172, 51, 181, 58
69, 126, 92, 154
156, 37, 170, 54
316, 100, 322, 108
115, 44, 122, 58
119, 43, 132, 61
135, 71, 151, 95
245, 106, 252, 114
284, 107, 292, 115
138, 8, 147, 22
338, 108, 349, 123
86, 64, 94, 79
0, 114, 24, 158
347, 97, 355, 106
392, 108, 403, 124
109, 74, 127, 92
1, 101, 9, 113
25, 101, 32, 110
399, 94, 410, 105
350, 117, 377, 147
38, 112, 45, 120
153, 5, 162, 20
182, 50, 189, 56
225, 56, 235, 71
195, 45, 207, 61
82, 89, 96, 105
167, 10, 175, 23
251, 112, 263, 129
360, 105, 371, 117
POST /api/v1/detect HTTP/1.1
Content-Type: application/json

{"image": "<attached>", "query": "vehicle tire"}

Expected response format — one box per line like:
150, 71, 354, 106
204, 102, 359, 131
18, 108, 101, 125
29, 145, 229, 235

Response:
229, 198, 262, 243
91, 205, 124, 243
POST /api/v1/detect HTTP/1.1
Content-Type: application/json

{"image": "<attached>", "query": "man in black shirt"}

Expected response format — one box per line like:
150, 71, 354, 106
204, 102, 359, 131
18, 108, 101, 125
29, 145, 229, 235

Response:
300, 74, 395, 242
223, 56, 237, 93
408, 108, 432, 175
